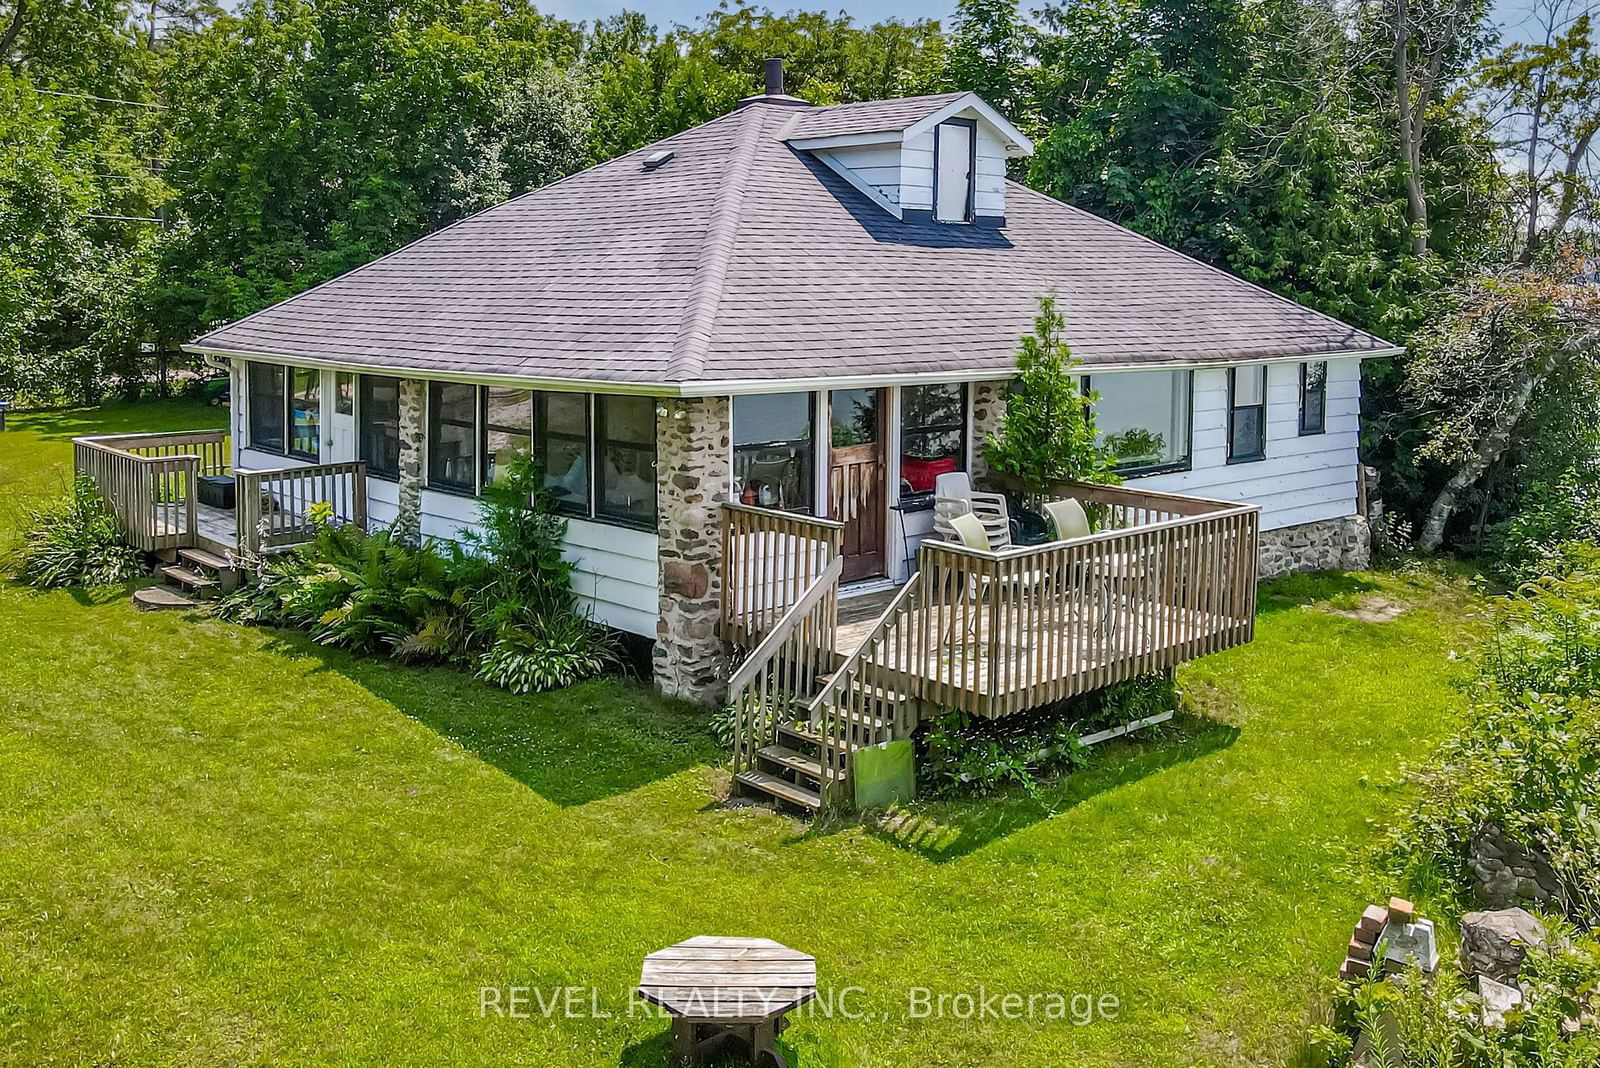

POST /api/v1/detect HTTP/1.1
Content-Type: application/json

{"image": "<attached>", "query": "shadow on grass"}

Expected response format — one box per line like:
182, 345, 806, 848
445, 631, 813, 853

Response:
255, 626, 721, 808
843, 710, 1240, 863
10, 397, 225, 442
1256, 570, 1380, 617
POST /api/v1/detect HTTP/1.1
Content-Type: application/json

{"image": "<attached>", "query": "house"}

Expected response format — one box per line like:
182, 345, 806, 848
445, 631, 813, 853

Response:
77, 67, 1394, 804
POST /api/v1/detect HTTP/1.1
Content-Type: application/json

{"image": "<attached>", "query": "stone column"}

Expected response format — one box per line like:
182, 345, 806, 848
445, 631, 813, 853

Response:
653, 395, 732, 705
969, 379, 1011, 485
393, 378, 425, 544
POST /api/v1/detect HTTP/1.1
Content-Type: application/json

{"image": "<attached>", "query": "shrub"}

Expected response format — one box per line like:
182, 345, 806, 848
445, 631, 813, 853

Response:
1485, 461, 1600, 584
1390, 548, 1600, 927
476, 612, 619, 694
9, 474, 144, 588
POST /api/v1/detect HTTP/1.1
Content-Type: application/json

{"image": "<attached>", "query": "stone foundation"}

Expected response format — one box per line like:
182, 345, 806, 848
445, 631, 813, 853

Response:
1258, 515, 1370, 578
652, 396, 732, 705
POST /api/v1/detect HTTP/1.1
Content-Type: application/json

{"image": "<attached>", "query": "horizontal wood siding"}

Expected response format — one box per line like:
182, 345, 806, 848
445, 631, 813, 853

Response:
820, 143, 903, 206
897, 112, 1008, 218
1125, 358, 1362, 531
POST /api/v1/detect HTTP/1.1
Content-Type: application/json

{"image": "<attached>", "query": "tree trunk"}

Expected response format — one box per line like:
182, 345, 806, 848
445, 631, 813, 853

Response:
1549, 125, 1598, 242
1519, 72, 1546, 266
1418, 359, 1546, 552
0, 0, 25, 60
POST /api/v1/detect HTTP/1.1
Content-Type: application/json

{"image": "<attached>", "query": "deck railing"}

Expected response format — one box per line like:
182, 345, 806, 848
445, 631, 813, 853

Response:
237, 462, 368, 556
726, 556, 843, 775
803, 481, 1259, 804
721, 503, 844, 646
72, 430, 230, 552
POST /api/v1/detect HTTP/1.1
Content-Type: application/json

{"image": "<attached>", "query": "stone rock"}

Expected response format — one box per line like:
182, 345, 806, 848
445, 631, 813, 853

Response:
662, 560, 709, 599
1257, 515, 1370, 578
1459, 908, 1550, 983
1476, 975, 1523, 1029
1469, 823, 1562, 910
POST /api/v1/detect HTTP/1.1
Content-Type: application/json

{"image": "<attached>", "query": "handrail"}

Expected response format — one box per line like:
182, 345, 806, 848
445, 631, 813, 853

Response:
728, 556, 844, 697
721, 503, 844, 646
73, 432, 229, 552
237, 461, 367, 556
727, 556, 843, 775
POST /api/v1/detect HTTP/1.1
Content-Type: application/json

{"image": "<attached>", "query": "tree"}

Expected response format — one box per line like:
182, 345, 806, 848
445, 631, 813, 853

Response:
943, 0, 1031, 123
983, 292, 1117, 494
1405, 264, 1600, 551
1478, 1, 1600, 263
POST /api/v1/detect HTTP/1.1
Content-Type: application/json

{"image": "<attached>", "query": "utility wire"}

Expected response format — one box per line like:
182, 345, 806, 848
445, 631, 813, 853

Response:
35, 88, 166, 109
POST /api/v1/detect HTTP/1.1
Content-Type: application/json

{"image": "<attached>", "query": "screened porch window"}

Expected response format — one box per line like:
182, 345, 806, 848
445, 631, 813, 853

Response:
900, 383, 966, 499
1300, 361, 1327, 435
535, 391, 589, 517
246, 362, 285, 454
482, 387, 532, 488
427, 382, 478, 494
358, 376, 400, 480
733, 393, 814, 513
289, 367, 320, 460
1087, 371, 1192, 474
596, 395, 656, 529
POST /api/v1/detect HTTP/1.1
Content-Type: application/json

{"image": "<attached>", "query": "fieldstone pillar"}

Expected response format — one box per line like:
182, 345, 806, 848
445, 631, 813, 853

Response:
394, 378, 425, 544
653, 396, 732, 705
969, 379, 1011, 485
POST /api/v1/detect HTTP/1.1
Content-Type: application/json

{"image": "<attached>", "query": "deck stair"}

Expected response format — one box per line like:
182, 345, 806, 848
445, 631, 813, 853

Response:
136, 546, 243, 610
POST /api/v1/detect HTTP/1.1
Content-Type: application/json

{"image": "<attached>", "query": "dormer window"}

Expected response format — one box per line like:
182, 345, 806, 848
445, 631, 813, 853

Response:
933, 119, 976, 223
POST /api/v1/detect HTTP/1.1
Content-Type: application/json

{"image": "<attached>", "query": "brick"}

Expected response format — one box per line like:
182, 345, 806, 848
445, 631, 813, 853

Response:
1339, 957, 1370, 981
1352, 925, 1379, 946
1358, 904, 1389, 933
1387, 897, 1415, 924
1347, 937, 1373, 962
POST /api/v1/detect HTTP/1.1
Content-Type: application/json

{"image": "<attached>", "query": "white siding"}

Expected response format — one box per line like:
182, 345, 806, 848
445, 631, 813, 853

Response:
819, 143, 903, 206
897, 110, 1008, 219
1128, 358, 1363, 530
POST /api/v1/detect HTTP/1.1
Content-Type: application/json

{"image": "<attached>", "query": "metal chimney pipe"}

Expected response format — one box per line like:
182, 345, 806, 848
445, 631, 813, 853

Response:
764, 58, 784, 96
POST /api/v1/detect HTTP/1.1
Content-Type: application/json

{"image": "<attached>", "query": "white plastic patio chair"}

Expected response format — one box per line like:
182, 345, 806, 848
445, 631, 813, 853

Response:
932, 472, 1011, 549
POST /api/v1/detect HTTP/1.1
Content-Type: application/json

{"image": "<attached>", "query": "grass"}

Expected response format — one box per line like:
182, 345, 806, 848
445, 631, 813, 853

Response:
0, 400, 1490, 1066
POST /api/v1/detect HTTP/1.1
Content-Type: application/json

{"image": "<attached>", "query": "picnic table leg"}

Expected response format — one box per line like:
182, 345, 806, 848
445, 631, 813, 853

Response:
671, 1017, 695, 1061
750, 1018, 788, 1068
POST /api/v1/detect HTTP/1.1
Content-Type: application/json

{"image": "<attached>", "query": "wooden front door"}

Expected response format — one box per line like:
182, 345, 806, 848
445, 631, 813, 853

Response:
827, 388, 887, 582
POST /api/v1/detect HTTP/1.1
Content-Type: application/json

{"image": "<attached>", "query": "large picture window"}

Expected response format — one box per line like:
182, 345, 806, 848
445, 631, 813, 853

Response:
535, 392, 590, 517
358, 376, 401, 480
1300, 361, 1327, 435
247, 362, 285, 454
596, 395, 656, 529
427, 382, 478, 494
1087, 371, 1192, 474
482, 387, 532, 488
1228, 366, 1267, 463
733, 393, 815, 513
900, 383, 966, 498
289, 367, 321, 460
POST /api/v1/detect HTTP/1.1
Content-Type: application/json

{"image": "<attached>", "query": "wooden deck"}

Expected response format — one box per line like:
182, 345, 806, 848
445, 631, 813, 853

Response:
156, 503, 237, 556
836, 587, 897, 658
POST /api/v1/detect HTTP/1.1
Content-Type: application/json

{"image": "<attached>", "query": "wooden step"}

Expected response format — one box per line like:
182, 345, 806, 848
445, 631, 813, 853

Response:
775, 721, 821, 749
734, 770, 821, 811
756, 745, 822, 781
161, 565, 217, 593
133, 586, 197, 611
178, 547, 233, 573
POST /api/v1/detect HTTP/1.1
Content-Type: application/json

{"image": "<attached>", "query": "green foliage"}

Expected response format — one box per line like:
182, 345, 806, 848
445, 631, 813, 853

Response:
984, 292, 1118, 494
1308, 936, 1600, 1067
1486, 462, 1600, 585
1390, 549, 1600, 926
917, 672, 1176, 799
475, 612, 619, 695
7, 474, 144, 588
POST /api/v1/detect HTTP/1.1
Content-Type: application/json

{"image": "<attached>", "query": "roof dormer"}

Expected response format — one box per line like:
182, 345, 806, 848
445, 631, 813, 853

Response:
784, 92, 1032, 227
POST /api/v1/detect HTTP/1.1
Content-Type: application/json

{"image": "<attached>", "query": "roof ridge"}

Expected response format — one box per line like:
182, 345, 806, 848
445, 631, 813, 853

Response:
664, 106, 769, 380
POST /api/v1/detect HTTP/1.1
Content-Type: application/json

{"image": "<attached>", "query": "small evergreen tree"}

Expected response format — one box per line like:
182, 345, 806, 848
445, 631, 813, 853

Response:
984, 292, 1117, 495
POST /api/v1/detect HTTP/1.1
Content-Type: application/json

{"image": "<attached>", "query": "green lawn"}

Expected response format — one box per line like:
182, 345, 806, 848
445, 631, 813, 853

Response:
0, 401, 1486, 1066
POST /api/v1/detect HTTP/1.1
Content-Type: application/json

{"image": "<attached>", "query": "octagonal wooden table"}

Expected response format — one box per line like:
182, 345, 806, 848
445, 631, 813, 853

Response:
637, 936, 817, 1067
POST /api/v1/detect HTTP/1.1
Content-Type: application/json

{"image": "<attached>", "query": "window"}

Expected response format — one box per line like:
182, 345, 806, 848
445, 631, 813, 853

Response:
733, 393, 814, 513
247, 362, 285, 453
830, 388, 881, 446
1087, 371, 1192, 474
535, 391, 590, 517
289, 367, 320, 460
596, 395, 656, 529
1300, 361, 1327, 435
427, 381, 478, 493
335, 371, 355, 416
933, 118, 976, 223
482, 387, 532, 488
1228, 366, 1267, 463
899, 383, 966, 498
358, 376, 401, 480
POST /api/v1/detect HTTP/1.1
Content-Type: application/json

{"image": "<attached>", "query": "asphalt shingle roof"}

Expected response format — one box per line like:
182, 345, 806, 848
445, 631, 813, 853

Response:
190, 99, 1393, 389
